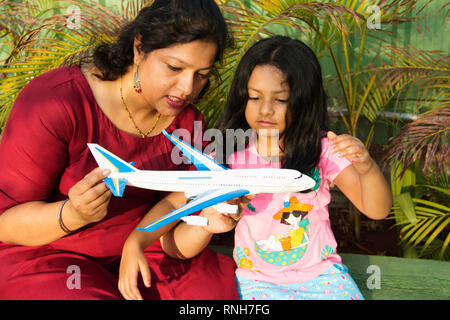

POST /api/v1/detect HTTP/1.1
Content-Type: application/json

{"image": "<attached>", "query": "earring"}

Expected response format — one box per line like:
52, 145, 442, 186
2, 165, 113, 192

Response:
133, 65, 142, 93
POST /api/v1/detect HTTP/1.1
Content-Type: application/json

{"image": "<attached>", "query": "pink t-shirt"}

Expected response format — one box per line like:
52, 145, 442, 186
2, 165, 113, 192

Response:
229, 137, 351, 284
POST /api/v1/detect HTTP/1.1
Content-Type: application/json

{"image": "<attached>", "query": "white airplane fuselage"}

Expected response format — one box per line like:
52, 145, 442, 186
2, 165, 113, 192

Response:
113, 168, 314, 195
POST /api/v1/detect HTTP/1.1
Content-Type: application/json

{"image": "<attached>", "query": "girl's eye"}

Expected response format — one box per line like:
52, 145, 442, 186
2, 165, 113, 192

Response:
276, 98, 289, 103
248, 96, 259, 101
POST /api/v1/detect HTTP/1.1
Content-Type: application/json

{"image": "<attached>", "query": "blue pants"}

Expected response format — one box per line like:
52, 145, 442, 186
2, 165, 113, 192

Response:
236, 263, 364, 300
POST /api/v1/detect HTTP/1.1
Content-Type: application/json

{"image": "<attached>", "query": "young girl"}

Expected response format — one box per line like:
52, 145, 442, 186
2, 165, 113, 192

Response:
216, 35, 392, 300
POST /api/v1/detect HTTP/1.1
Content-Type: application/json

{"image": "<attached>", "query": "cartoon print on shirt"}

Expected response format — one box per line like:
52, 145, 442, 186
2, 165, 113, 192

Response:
254, 197, 313, 266
235, 246, 254, 270
321, 244, 335, 260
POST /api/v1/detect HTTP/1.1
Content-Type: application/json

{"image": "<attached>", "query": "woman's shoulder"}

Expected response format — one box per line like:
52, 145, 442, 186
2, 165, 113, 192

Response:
15, 65, 90, 111
23, 65, 83, 93
7, 66, 89, 139
15, 66, 86, 111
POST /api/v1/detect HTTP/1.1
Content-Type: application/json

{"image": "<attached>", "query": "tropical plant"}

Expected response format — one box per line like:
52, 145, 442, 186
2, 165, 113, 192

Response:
0, 0, 147, 129
385, 105, 449, 260
389, 162, 449, 260
199, 1, 448, 241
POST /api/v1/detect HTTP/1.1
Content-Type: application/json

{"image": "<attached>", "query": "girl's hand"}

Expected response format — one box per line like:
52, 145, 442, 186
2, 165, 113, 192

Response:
327, 131, 375, 176
65, 167, 112, 228
118, 238, 151, 300
199, 195, 255, 234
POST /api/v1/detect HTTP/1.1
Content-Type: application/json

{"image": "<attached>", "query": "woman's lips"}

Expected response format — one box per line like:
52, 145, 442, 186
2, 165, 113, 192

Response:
166, 95, 186, 109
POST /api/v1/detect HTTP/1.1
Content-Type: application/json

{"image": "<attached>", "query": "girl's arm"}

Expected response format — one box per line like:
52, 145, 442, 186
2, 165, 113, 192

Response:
119, 191, 188, 300
328, 132, 392, 220
161, 195, 255, 259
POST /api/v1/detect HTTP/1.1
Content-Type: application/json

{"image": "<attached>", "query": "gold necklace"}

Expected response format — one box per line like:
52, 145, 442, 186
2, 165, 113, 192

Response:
120, 77, 161, 138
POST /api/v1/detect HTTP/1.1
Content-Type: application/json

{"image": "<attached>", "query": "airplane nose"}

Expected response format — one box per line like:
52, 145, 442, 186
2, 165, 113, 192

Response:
293, 174, 316, 192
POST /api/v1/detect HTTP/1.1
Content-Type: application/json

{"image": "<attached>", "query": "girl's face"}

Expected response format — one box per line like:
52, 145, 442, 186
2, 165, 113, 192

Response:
134, 39, 217, 116
245, 64, 289, 142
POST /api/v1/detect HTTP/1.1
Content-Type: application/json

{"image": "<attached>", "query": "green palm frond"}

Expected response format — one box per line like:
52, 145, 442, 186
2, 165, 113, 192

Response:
384, 106, 449, 179
200, 0, 369, 127
0, 0, 144, 130
325, 39, 449, 147
392, 187, 450, 260
361, 48, 448, 128
304, 1, 421, 138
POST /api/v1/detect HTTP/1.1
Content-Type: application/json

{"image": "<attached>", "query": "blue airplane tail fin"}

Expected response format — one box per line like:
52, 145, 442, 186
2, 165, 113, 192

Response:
103, 177, 127, 197
161, 130, 227, 171
87, 143, 138, 197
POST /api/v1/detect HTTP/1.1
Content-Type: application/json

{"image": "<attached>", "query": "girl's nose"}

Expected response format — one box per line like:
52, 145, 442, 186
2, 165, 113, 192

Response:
259, 100, 274, 116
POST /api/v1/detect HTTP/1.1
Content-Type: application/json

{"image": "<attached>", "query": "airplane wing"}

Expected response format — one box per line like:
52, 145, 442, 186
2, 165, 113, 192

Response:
137, 188, 250, 232
161, 130, 227, 171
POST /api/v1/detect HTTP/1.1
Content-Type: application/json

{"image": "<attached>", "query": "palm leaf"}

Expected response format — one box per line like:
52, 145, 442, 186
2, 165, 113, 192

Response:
199, 0, 368, 127
384, 106, 449, 179
392, 186, 450, 260
0, 0, 143, 130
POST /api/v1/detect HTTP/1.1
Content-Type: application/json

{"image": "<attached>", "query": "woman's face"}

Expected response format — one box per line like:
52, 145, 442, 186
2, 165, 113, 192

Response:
134, 39, 217, 116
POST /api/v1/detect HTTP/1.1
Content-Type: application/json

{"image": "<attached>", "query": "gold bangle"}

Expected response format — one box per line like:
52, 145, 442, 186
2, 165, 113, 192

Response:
57, 199, 74, 234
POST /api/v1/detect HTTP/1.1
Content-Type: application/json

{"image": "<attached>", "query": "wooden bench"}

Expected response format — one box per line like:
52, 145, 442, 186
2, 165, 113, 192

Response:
209, 246, 450, 300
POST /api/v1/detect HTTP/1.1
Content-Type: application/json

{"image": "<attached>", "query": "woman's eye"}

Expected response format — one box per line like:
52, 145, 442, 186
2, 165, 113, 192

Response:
276, 98, 289, 103
248, 96, 259, 101
196, 72, 210, 80
168, 64, 182, 72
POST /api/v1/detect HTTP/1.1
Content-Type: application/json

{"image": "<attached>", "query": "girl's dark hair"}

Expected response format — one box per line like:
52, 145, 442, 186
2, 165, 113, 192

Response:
217, 36, 329, 174
92, 0, 231, 81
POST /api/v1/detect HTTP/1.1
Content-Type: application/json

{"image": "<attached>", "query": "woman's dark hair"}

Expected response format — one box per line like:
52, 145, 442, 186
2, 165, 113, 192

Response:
217, 36, 329, 175
92, 0, 231, 81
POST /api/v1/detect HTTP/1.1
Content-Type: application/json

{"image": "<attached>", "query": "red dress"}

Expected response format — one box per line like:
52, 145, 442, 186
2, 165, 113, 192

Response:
0, 66, 238, 299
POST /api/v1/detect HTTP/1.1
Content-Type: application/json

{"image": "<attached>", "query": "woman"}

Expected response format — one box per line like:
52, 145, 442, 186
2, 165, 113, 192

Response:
0, 0, 239, 300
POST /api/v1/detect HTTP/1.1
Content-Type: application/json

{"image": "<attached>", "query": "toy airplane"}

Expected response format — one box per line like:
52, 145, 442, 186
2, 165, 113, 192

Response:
87, 130, 316, 232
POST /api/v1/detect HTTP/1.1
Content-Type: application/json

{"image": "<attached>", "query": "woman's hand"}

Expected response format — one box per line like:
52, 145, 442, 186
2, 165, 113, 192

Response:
327, 131, 375, 176
65, 167, 112, 228
118, 237, 151, 300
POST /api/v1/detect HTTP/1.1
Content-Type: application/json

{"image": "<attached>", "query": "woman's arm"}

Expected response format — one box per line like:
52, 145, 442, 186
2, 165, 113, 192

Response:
0, 168, 112, 246
328, 132, 392, 220
0, 201, 76, 246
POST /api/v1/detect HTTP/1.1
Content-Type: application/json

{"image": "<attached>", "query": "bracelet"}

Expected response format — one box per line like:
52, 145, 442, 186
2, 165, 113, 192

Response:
57, 199, 74, 234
